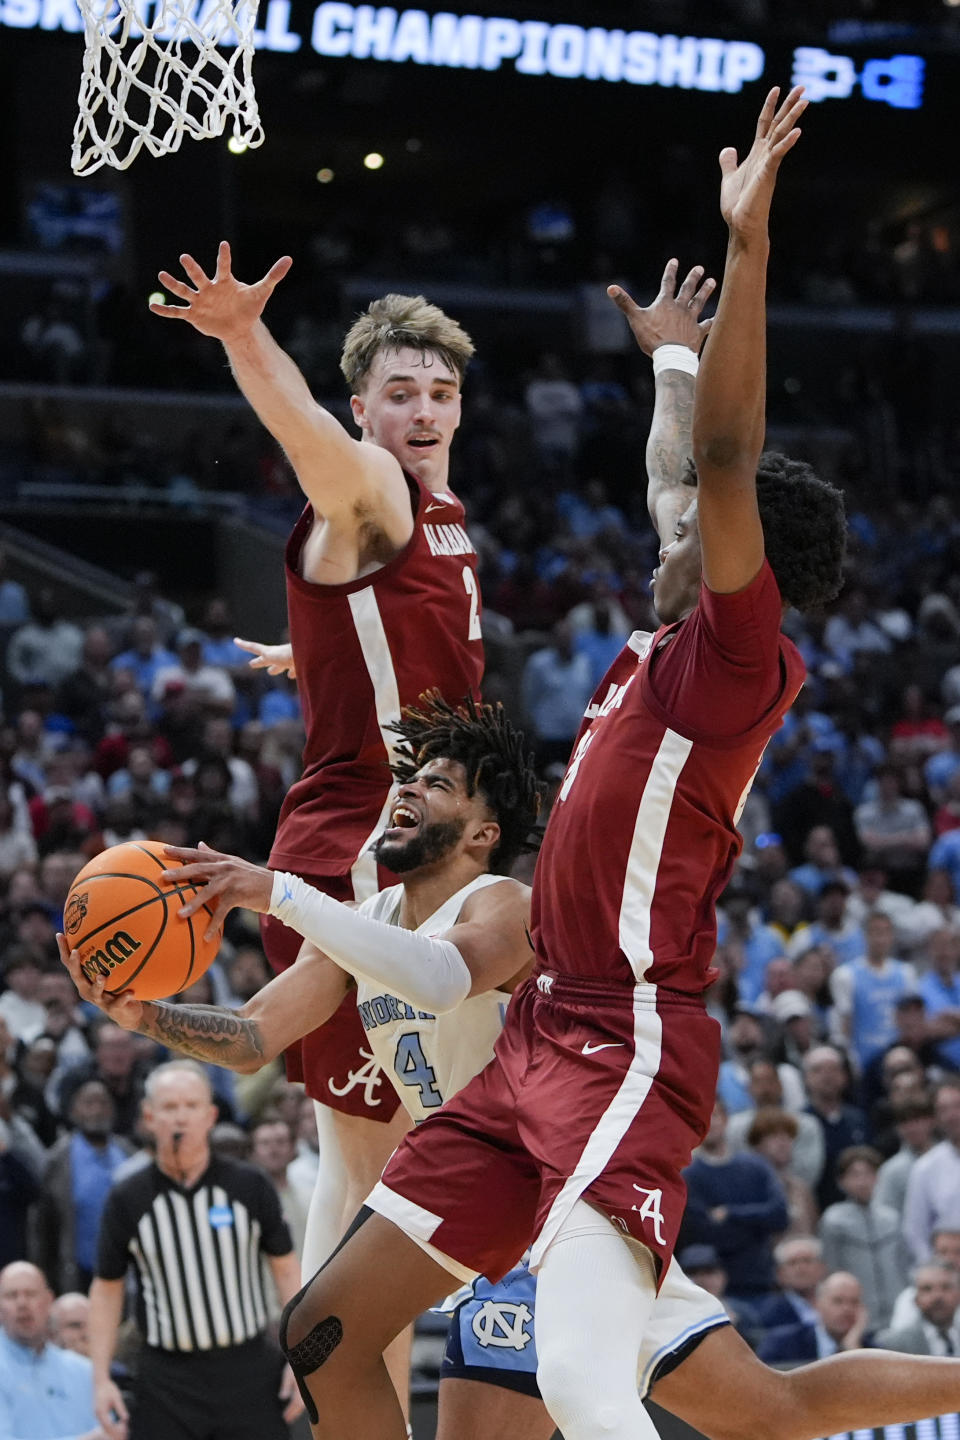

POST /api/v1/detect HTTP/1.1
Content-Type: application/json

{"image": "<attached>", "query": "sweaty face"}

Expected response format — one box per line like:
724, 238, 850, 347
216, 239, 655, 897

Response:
651, 500, 702, 625
373, 757, 480, 875
352, 346, 462, 488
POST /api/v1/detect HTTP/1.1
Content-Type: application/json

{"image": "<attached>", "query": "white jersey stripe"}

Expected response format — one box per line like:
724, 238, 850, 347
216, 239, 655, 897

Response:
193, 1188, 231, 1347
131, 1238, 162, 1348
135, 1217, 174, 1349
169, 1190, 212, 1350
529, 986, 663, 1270
366, 1180, 479, 1285
233, 1198, 257, 1336
347, 586, 404, 899
249, 1220, 268, 1332
153, 1195, 193, 1349
212, 1185, 246, 1344
618, 728, 693, 981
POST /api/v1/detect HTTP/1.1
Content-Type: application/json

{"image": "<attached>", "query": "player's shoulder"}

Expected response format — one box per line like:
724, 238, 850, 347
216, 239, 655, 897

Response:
458, 875, 530, 919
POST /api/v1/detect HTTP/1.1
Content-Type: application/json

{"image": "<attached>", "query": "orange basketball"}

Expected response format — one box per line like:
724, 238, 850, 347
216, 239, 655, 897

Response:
63, 841, 223, 1001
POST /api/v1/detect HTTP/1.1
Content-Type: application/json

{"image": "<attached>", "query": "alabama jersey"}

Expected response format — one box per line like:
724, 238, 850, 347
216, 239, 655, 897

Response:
532, 559, 806, 995
355, 875, 507, 1123
269, 474, 484, 894
373, 562, 809, 1279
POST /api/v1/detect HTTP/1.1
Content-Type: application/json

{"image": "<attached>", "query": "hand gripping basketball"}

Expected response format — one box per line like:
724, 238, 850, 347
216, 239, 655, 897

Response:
57, 932, 144, 1031
162, 843, 275, 942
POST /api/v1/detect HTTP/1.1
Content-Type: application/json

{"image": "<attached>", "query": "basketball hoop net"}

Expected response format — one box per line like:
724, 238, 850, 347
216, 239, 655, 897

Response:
71, 0, 264, 176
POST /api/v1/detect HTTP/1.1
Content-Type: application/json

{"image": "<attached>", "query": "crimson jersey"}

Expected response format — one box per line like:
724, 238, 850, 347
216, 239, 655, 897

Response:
531, 561, 805, 995
269, 474, 484, 892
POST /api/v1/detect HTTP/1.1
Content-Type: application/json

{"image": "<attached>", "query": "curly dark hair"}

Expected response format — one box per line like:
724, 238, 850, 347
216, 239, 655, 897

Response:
684, 451, 846, 611
387, 692, 544, 874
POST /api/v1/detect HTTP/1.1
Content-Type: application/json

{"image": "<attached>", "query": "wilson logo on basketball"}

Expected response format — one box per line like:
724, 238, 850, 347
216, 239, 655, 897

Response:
64, 892, 88, 936
80, 931, 142, 982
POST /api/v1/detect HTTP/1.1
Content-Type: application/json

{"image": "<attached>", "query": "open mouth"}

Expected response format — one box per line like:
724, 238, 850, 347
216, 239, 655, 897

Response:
407, 435, 440, 449
384, 802, 421, 838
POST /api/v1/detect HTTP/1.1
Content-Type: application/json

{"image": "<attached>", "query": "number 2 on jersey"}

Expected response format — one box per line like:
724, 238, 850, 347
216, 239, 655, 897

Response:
462, 566, 482, 642
394, 1032, 443, 1108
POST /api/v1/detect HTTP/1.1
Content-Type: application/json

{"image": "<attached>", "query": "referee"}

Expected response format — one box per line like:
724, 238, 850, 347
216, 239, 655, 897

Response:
87, 1060, 303, 1440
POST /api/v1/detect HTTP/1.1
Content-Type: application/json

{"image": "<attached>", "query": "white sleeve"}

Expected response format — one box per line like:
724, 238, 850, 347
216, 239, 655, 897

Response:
268, 872, 471, 1013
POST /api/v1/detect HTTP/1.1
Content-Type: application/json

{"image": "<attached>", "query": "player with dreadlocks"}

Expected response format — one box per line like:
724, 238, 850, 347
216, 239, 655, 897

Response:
58, 695, 556, 1440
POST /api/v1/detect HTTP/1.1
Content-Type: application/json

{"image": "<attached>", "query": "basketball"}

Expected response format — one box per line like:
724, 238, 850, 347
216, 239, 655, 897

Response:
63, 841, 223, 1002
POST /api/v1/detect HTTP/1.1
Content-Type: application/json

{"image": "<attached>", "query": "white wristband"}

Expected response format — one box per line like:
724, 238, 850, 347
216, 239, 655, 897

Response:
652, 344, 699, 378
268, 871, 472, 1013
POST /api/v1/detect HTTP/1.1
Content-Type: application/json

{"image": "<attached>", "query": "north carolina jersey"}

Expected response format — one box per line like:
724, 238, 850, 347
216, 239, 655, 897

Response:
354, 874, 508, 1123
269, 475, 484, 893
532, 561, 806, 995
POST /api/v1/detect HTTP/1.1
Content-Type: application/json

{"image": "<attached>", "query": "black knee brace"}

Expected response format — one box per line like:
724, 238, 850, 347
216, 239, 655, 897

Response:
280, 1296, 342, 1423
277, 1208, 374, 1423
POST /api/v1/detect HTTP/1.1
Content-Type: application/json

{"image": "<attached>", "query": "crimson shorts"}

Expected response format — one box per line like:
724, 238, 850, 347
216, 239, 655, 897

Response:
369, 971, 720, 1280
259, 869, 401, 1123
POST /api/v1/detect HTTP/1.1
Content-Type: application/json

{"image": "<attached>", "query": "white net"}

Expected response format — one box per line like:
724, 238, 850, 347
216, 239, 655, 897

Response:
72, 0, 264, 176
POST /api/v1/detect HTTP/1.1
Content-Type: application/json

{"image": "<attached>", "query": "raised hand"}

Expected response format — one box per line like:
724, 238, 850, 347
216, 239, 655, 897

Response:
719, 85, 807, 239
233, 636, 297, 679
149, 240, 292, 343
162, 842, 274, 941
57, 933, 144, 1031
607, 259, 715, 358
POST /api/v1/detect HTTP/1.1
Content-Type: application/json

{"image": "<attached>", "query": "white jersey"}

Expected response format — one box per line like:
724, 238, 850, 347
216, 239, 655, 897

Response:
355, 874, 510, 1123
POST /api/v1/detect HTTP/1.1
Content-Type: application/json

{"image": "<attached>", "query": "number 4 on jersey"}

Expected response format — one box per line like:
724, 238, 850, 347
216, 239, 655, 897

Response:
394, 1032, 443, 1108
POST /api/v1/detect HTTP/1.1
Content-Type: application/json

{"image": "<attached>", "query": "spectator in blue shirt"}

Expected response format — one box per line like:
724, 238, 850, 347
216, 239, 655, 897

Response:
520, 619, 594, 766
918, 926, 960, 1070
789, 825, 857, 899
109, 617, 177, 700
0, 1261, 104, 1440
680, 1099, 789, 1303
31, 1082, 131, 1294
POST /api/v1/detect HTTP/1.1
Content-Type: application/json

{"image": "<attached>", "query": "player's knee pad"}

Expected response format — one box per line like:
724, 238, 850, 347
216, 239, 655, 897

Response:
279, 1287, 343, 1425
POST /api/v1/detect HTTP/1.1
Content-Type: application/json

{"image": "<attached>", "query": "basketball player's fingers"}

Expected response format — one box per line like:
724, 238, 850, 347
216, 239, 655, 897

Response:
157, 271, 197, 302
754, 85, 780, 139
148, 301, 191, 320
179, 252, 212, 287
657, 257, 679, 297
213, 240, 232, 281
259, 255, 293, 294
698, 316, 714, 338
605, 283, 640, 317
770, 127, 803, 164
676, 264, 705, 304
688, 276, 716, 315
770, 96, 806, 149
773, 84, 806, 130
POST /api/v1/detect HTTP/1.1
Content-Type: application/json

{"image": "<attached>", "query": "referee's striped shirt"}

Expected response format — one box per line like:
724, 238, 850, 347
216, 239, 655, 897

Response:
97, 1156, 293, 1352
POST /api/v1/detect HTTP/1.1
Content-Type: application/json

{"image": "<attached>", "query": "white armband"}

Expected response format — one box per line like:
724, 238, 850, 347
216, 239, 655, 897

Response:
652, 344, 699, 378
268, 872, 472, 1013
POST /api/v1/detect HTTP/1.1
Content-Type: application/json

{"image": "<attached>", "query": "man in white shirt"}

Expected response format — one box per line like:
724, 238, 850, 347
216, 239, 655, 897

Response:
904, 1079, 960, 1262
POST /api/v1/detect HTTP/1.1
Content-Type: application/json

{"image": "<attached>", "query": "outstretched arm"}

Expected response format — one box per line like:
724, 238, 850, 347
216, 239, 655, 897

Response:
153, 846, 533, 1012
608, 258, 714, 541
692, 85, 807, 595
57, 932, 348, 1073
150, 242, 411, 535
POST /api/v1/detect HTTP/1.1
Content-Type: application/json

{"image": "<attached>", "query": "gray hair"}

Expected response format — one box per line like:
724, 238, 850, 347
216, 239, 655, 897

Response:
144, 1059, 213, 1102
774, 1236, 823, 1267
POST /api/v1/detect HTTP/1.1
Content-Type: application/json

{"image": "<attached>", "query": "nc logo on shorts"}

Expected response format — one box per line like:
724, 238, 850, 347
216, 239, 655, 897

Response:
471, 1300, 534, 1350
208, 1206, 234, 1228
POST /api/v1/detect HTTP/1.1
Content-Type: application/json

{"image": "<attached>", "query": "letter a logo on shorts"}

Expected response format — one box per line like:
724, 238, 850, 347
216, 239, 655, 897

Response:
471, 1301, 534, 1350
631, 1184, 666, 1246
327, 1050, 384, 1106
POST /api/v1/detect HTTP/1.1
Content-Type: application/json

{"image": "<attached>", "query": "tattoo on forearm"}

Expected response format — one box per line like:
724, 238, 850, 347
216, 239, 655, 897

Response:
140, 1002, 266, 1069
648, 370, 696, 490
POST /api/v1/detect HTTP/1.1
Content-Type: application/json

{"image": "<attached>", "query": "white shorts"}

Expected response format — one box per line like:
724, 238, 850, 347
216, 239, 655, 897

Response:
637, 1256, 730, 1399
